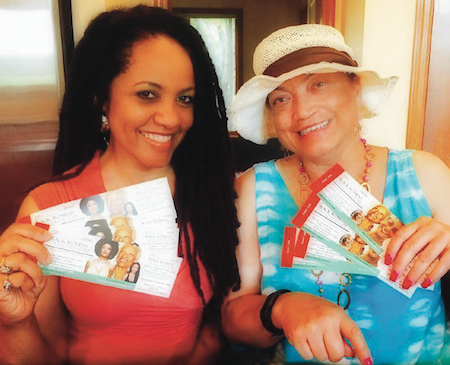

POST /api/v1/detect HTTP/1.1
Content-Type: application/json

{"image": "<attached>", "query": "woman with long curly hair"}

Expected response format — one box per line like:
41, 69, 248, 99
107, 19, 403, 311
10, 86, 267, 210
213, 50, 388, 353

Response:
0, 6, 239, 364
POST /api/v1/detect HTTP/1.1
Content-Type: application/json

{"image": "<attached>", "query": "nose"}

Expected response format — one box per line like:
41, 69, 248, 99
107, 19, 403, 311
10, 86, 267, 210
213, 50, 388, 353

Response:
153, 99, 181, 129
292, 94, 316, 121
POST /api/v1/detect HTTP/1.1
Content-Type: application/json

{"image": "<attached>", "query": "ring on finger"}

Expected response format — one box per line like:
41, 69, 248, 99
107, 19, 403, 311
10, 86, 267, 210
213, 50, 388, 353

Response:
0, 257, 13, 274
3, 275, 12, 291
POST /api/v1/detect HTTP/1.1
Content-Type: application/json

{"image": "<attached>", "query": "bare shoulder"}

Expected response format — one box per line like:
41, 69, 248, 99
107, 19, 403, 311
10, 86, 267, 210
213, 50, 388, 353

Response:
413, 150, 450, 218
412, 150, 450, 183
236, 168, 256, 195
413, 150, 448, 169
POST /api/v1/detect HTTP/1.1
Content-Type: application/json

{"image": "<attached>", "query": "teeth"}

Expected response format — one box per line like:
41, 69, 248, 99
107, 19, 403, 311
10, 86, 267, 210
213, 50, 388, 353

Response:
299, 120, 329, 136
141, 132, 172, 142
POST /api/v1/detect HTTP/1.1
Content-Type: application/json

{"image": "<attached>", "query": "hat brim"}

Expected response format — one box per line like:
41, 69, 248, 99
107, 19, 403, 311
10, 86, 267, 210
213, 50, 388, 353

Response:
229, 62, 399, 145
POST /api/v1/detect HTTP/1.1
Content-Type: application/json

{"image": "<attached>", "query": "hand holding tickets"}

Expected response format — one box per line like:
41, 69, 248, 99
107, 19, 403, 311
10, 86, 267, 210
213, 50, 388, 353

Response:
25, 178, 182, 299
287, 164, 436, 298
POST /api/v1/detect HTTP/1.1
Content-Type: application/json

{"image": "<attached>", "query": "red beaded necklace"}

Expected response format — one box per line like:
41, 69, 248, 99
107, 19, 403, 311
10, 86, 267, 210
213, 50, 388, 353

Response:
298, 137, 374, 200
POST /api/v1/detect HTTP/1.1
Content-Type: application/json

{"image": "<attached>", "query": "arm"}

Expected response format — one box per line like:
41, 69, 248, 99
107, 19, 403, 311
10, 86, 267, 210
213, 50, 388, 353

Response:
386, 150, 450, 287
222, 168, 371, 363
185, 303, 230, 365
221, 169, 273, 347
0, 195, 69, 364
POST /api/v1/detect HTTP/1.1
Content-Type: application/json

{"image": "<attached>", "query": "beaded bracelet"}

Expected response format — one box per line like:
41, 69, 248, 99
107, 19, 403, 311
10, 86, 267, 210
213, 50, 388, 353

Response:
259, 289, 291, 336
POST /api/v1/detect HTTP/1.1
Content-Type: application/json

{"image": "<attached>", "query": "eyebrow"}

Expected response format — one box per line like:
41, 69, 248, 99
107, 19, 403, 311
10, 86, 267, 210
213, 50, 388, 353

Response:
272, 74, 315, 92
135, 81, 195, 94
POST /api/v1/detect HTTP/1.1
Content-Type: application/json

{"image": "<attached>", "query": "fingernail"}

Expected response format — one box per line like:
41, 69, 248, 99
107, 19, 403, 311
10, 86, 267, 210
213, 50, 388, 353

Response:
384, 254, 393, 265
389, 270, 398, 282
36, 222, 50, 231
402, 278, 412, 290
364, 358, 373, 365
421, 278, 432, 289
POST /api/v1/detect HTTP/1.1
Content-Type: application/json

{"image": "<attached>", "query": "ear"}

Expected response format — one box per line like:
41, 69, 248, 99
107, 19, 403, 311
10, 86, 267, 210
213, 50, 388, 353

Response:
352, 75, 363, 103
350, 75, 364, 119
102, 100, 110, 116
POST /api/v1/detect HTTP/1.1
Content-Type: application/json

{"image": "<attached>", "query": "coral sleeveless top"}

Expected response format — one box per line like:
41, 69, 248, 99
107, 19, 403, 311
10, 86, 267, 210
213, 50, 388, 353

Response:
30, 152, 213, 364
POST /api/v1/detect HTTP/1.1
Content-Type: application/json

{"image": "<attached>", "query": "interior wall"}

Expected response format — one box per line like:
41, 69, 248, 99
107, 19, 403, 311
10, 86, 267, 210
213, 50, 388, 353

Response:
339, 0, 365, 64
71, 0, 106, 44
359, 0, 417, 149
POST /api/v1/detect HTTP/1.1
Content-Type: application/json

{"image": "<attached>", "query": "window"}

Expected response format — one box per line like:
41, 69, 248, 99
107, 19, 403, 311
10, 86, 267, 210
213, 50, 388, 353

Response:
174, 8, 243, 130
0, 0, 66, 126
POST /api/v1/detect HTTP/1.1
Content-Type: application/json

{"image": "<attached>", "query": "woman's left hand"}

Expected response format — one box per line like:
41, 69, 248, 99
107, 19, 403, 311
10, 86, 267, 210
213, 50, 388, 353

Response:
384, 216, 450, 289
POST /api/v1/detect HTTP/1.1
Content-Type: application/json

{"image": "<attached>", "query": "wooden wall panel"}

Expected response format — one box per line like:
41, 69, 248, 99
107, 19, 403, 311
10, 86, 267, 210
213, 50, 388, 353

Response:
422, 0, 450, 164
407, 0, 450, 166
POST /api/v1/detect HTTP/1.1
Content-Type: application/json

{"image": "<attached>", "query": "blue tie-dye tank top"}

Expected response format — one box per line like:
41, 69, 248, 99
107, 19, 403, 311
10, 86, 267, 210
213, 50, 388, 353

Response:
254, 149, 445, 364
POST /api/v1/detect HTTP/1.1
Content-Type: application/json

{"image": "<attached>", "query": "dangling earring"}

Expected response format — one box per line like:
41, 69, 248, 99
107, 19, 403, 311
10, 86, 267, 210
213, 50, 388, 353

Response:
284, 148, 292, 161
101, 114, 109, 146
101, 114, 109, 133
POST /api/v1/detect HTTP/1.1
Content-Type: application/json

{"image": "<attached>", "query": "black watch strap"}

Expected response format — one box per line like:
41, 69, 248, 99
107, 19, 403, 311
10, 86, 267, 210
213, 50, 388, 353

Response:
260, 289, 291, 336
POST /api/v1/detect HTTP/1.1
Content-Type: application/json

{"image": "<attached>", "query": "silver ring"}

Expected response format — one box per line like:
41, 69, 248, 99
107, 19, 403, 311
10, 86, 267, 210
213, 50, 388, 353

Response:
3, 276, 12, 291
0, 257, 13, 274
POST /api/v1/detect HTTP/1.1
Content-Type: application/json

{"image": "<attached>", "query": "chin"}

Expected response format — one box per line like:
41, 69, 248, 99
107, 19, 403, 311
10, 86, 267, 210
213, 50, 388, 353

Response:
139, 155, 172, 170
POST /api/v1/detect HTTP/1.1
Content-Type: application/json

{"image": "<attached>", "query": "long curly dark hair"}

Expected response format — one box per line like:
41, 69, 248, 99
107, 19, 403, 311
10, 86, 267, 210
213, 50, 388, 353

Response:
53, 5, 240, 305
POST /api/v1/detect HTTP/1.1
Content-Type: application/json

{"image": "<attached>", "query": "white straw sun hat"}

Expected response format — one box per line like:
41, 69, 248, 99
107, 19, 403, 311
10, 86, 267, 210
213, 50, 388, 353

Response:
229, 24, 399, 144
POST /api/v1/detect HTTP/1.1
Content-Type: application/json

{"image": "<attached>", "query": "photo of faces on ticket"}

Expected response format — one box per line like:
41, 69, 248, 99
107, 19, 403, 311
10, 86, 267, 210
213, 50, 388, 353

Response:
28, 178, 182, 298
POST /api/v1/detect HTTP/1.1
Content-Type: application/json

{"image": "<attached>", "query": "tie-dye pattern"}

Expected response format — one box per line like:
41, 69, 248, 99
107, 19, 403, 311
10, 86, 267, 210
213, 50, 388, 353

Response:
254, 150, 445, 364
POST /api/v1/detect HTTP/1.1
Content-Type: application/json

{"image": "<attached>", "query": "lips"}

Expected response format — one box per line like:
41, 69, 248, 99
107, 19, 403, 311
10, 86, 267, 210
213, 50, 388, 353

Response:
298, 120, 329, 137
140, 131, 172, 143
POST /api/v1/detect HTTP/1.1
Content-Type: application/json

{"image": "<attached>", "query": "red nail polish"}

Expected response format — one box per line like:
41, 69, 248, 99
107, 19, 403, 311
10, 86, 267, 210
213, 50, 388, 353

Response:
421, 278, 432, 289
364, 358, 373, 365
389, 270, 398, 282
402, 278, 412, 290
36, 222, 50, 230
384, 254, 393, 265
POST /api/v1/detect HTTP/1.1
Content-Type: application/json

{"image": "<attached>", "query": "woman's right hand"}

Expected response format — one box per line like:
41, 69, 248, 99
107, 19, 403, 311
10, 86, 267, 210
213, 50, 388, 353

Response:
0, 222, 52, 325
272, 292, 372, 364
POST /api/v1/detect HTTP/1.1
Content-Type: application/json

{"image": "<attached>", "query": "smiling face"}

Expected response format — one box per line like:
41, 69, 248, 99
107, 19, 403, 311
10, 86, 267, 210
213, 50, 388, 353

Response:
102, 35, 195, 171
116, 245, 138, 268
376, 217, 400, 240
267, 72, 361, 159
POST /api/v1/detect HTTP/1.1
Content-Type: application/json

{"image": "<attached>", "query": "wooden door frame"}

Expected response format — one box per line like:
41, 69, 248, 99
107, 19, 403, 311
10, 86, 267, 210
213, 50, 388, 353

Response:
406, 0, 435, 150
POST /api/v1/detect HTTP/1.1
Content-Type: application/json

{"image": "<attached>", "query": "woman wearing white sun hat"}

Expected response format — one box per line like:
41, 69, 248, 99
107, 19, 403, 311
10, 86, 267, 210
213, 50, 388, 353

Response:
222, 24, 450, 364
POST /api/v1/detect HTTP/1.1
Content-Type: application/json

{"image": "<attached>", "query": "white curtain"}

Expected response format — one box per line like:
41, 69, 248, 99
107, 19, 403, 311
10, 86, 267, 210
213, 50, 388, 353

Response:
0, 0, 60, 125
